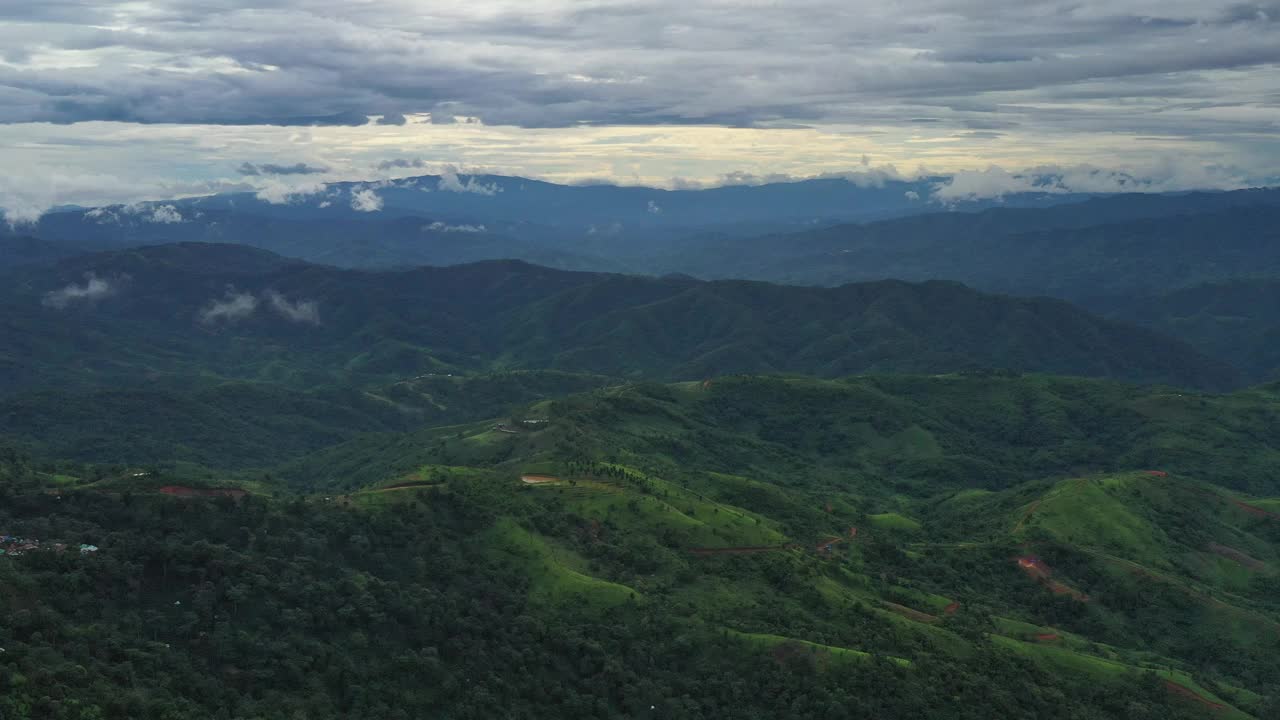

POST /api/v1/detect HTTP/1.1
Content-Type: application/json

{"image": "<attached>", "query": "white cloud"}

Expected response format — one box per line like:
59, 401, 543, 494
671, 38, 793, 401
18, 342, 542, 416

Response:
647, 200, 662, 214
83, 203, 185, 224
0, 0, 1276, 206
438, 168, 502, 195
265, 290, 321, 325
1, 198, 48, 228
1, 171, 252, 227
199, 290, 259, 323
256, 180, 327, 205
148, 205, 183, 223
931, 159, 1259, 201
833, 166, 907, 188
904, 190, 920, 201
350, 187, 384, 212
425, 221, 487, 233
932, 167, 1056, 202
84, 206, 122, 225
42, 273, 121, 309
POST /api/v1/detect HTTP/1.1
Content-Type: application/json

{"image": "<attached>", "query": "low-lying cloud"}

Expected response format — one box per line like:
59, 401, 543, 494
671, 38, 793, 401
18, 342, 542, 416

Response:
256, 180, 327, 205
149, 205, 184, 223
930, 160, 1257, 202
350, 188, 384, 212
42, 273, 122, 309
1, 172, 253, 228
200, 289, 321, 324
438, 169, 502, 196
265, 290, 321, 325
200, 290, 259, 323
84, 203, 187, 224
1, 200, 47, 228
425, 221, 487, 233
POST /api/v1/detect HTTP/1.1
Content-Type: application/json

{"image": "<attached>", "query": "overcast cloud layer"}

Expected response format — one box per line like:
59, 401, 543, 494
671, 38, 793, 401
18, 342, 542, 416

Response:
1, 1, 1277, 217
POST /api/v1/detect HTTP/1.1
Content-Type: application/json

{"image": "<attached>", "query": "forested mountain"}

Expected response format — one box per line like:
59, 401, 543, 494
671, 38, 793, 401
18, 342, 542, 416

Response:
0, 243, 1236, 396
9, 184, 1276, 289
5, 198, 1280, 720
684, 192, 1280, 299
8, 174, 1095, 272
0, 234, 86, 270
4, 374, 1279, 719
7, 0, 1279, 716
10, 181, 1280, 309
1088, 279, 1280, 384
2, 244, 1277, 719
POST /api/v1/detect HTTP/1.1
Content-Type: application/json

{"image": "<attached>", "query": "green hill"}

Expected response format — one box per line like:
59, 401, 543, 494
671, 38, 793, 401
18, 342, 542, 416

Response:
7, 373, 1280, 717
278, 376, 1280, 714
0, 371, 615, 468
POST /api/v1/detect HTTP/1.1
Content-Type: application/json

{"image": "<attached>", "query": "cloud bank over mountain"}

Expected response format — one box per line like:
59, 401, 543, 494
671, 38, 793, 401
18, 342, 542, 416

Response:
0, 1, 1275, 218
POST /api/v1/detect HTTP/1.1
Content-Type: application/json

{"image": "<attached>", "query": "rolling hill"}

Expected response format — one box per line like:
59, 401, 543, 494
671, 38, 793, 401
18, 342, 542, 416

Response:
6, 373, 1278, 718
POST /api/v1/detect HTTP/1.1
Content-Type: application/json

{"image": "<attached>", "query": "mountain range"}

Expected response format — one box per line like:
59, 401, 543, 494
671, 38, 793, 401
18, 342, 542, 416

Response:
0, 243, 1236, 399
4, 173, 1101, 273
6, 175, 1280, 720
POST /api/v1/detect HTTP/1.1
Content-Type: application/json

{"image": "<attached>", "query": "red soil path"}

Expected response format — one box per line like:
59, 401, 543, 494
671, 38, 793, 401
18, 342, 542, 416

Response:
1163, 681, 1226, 713
1231, 498, 1280, 520
1207, 542, 1266, 571
943, 601, 961, 615
381, 480, 443, 491
1032, 633, 1061, 642
1012, 501, 1042, 534
1015, 556, 1088, 602
880, 601, 939, 624
689, 544, 801, 556
159, 486, 247, 500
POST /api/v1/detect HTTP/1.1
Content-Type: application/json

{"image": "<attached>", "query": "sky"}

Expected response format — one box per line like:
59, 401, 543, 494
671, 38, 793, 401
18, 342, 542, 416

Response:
1, 0, 1278, 220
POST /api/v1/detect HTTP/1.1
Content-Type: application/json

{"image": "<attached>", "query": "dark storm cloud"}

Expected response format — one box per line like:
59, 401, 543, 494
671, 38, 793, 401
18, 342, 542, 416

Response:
1220, 3, 1280, 22
238, 162, 329, 176
0, 0, 1275, 142
377, 158, 430, 170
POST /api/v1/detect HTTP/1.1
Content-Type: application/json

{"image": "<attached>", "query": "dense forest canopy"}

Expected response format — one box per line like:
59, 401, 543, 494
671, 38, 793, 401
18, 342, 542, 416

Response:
4, 0, 1280, 715
5, 192, 1280, 719
4, 373, 1280, 718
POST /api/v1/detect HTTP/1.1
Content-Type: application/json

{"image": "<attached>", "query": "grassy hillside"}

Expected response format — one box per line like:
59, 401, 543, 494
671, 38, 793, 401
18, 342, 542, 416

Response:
8, 372, 1280, 717
0, 448, 1241, 720
272, 376, 1280, 715
287, 374, 1280, 495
